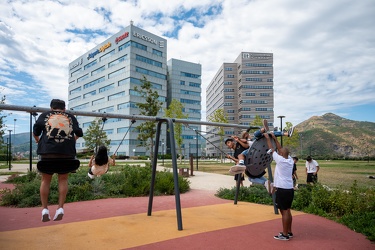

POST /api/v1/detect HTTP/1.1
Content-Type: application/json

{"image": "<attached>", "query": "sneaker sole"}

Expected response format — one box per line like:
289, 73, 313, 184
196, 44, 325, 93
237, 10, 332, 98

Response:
42, 214, 50, 222
53, 213, 64, 221
230, 165, 246, 172
274, 236, 289, 241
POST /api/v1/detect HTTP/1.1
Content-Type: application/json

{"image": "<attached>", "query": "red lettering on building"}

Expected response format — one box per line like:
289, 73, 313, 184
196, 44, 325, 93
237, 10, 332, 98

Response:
115, 32, 129, 44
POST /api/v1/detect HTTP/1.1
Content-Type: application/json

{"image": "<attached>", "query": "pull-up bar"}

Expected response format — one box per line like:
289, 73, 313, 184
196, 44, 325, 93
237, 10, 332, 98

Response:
0, 104, 261, 231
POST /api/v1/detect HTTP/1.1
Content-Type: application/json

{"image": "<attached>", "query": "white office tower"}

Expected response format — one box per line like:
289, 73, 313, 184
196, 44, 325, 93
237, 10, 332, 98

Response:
206, 52, 274, 157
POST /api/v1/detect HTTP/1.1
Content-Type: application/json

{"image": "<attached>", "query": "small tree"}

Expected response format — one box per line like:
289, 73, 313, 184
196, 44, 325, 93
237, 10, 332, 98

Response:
134, 76, 163, 161
208, 109, 228, 162
164, 99, 188, 163
82, 118, 111, 154
282, 121, 300, 154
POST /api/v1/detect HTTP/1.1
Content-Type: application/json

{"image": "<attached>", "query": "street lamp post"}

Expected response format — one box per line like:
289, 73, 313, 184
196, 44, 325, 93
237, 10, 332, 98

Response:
162, 139, 165, 166
277, 116, 285, 147
195, 131, 198, 171
8, 130, 12, 170
29, 110, 38, 171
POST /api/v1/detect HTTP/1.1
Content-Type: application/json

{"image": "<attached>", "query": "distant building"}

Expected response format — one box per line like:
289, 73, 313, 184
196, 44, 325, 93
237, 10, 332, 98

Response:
68, 22, 201, 156
206, 52, 274, 156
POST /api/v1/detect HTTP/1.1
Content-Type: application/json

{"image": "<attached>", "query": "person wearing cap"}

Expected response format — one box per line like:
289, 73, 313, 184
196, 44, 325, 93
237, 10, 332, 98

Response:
305, 155, 319, 184
33, 99, 83, 222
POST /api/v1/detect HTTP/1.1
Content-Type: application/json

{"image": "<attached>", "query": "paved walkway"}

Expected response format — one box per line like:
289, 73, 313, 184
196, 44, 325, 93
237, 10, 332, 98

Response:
0, 164, 373, 249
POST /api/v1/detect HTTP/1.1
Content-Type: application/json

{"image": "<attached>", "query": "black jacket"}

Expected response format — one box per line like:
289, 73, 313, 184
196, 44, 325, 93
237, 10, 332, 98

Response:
33, 111, 83, 156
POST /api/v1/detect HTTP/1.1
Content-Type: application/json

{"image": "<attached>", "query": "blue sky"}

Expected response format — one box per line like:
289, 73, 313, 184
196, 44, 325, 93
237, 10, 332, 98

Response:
1, 0, 374, 134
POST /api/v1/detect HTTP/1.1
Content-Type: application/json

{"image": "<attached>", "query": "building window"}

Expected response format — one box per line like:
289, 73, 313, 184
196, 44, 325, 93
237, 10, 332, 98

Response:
71, 68, 82, 77
83, 90, 96, 98
108, 55, 127, 68
152, 49, 162, 57
180, 81, 185, 85
224, 81, 232, 85
69, 96, 81, 102
181, 72, 201, 79
84, 76, 105, 89
72, 102, 89, 110
260, 93, 270, 96
180, 90, 200, 96
189, 82, 200, 87
91, 66, 105, 76
180, 99, 201, 105
224, 88, 235, 92
77, 74, 89, 83
70, 87, 81, 95
98, 106, 114, 113
100, 49, 115, 62
108, 91, 125, 100
225, 67, 233, 71
92, 98, 105, 105
84, 60, 97, 70
108, 67, 125, 79
224, 95, 235, 99
245, 92, 256, 96
99, 83, 114, 93
136, 54, 162, 67
136, 67, 166, 80
227, 74, 235, 78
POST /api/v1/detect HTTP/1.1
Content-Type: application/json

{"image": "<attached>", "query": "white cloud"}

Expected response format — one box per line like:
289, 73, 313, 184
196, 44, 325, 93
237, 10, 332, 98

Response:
1, 0, 374, 133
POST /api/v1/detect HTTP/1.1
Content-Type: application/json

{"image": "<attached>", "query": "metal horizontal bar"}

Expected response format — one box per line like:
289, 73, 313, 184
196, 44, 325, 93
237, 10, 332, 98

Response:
0, 104, 260, 130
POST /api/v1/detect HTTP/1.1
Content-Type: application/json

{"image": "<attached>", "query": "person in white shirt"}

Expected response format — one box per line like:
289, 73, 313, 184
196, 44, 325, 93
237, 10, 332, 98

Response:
264, 133, 294, 241
305, 156, 319, 184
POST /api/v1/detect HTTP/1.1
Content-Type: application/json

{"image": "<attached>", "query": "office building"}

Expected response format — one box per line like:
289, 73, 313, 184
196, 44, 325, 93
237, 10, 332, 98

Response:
206, 52, 274, 156
68, 22, 201, 157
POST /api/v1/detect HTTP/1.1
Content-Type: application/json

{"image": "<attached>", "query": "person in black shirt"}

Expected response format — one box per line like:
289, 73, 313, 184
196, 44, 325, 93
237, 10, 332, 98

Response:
33, 99, 83, 222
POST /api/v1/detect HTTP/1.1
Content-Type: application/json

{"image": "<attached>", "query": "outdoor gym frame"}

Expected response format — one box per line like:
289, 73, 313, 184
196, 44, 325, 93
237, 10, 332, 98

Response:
0, 104, 265, 231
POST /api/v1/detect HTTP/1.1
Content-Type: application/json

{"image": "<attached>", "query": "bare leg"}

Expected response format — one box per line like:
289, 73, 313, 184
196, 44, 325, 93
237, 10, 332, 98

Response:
40, 173, 53, 208
280, 209, 292, 235
57, 173, 69, 208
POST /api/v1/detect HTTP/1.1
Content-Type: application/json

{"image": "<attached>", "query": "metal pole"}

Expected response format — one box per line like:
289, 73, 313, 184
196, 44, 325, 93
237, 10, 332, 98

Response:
8, 130, 12, 170
277, 115, 285, 147
196, 131, 198, 171
6, 138, 9, 166
29, 113, 32, 171
162, 140, 164, 166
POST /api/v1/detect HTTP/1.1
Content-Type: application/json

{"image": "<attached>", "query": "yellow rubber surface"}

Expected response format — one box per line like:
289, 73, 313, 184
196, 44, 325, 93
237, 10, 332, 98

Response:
0, 202, 304, 249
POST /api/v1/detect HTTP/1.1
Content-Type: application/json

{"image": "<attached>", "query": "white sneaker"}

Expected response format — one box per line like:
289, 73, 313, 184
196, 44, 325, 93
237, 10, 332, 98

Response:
53, 208, 64, 221
88, 172, 95, 179
41, 208, 50, 222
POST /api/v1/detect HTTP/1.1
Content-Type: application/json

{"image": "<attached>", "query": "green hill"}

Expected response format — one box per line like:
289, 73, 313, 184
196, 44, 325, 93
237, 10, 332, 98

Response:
295, 113, 375, 159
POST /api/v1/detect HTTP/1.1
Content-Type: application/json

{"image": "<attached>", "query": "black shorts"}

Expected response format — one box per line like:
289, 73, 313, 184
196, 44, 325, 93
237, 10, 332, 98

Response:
234, 173, 244, 181
275, 188, 294, 210
307, 173, 318, 183
37, 155, 80, 175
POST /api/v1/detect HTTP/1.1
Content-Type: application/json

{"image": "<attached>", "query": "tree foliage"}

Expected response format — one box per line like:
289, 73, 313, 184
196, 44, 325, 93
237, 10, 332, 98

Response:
208, 108, 228, 162
164, 99, 188, 162
134, 76, 163, 160
281, 121, 300, 155
82, 118, 111, 153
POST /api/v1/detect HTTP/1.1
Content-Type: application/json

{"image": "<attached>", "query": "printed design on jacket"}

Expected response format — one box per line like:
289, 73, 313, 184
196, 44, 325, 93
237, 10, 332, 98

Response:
44, 112, 73, 143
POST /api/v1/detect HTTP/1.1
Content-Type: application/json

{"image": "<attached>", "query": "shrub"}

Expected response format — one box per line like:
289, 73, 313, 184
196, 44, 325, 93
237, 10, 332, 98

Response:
0, 164, 190, 207
216, 185, 273, 205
